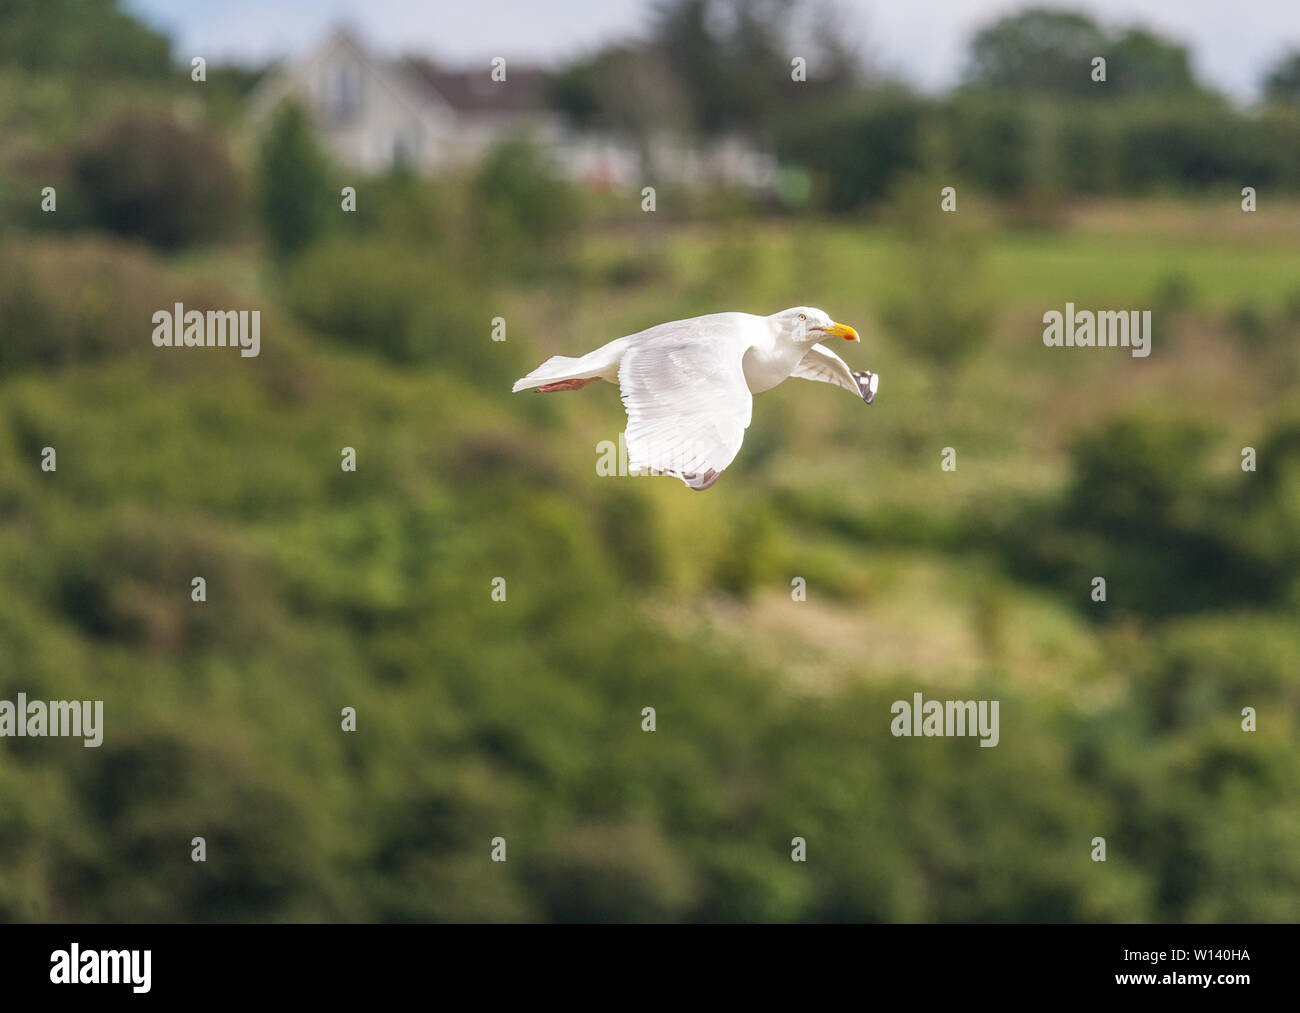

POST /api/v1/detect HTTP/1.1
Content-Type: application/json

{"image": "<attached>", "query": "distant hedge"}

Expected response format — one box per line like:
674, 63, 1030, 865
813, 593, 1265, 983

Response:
775, 93, 1300, 209
72, 111, 243, 249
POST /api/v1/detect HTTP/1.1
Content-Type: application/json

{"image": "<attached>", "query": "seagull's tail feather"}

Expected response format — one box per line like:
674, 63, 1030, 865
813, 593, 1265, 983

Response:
512, 351, 613, 393
512, 356, 585, 392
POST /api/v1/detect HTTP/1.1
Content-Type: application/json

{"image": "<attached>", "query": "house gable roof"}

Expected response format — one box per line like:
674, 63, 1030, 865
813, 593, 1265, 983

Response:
249, 26, 456, 129
403, 57, 551, 117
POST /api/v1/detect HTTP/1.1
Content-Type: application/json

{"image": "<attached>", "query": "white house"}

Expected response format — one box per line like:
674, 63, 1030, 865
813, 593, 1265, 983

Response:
249, 27, 504, 174
249, 27, 776, 192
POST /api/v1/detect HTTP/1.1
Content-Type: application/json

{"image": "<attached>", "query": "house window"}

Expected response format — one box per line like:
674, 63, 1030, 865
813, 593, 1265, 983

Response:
323, 61, 362, 122
391, 133, 414, 168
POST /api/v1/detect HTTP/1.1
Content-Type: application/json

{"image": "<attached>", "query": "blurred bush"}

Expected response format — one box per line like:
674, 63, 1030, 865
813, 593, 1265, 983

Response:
942, 96, 1034, 197
283, 239, 435, 361
880, 177, 995, 381
469, 138, 583, 277
774, 88, 1300, 210
0, 0, 171, 78
281, 235, 523, 386
55, 514, 282, 654
258, 102, 332, 261
0, 237, 232, 371
524, 823, 697, 922
1117, 101, 1284, 191
344, 168, 446, 246
72, 111, 243, 249
1150, 271, 1197, 316
775, 90, 927, 212
998, 414, 1300, 618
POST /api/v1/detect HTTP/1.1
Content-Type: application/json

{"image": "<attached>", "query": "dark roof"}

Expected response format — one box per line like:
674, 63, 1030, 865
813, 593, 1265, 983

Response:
401, 57, 551, 116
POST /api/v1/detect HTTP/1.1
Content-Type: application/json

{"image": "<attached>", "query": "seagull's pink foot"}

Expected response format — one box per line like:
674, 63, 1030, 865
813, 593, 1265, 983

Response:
536, 377, 600, 393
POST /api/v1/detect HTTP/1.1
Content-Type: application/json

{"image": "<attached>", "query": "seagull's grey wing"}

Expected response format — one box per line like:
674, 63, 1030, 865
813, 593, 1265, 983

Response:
618, 341, 753, 490
792, 342, 878, 404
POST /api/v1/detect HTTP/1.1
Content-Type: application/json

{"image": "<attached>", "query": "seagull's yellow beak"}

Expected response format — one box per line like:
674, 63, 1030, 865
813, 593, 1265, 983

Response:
817, 321, 860, 342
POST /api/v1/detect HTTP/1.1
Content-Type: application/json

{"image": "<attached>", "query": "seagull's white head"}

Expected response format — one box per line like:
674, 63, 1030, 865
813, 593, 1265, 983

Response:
772, 306, 860, 346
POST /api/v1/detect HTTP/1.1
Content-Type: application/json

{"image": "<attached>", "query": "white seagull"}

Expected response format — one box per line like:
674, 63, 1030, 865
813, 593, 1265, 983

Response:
512, 307, 878, 490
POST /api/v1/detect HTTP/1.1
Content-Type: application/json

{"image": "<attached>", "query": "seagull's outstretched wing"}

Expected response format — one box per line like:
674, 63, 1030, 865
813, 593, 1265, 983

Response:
618, 341, 753, 490
792, 342, 878, 404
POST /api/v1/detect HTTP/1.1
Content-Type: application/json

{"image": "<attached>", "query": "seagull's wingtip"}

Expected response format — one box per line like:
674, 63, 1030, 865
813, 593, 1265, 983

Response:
853, 371, 879, 405
685, 469, 722, 491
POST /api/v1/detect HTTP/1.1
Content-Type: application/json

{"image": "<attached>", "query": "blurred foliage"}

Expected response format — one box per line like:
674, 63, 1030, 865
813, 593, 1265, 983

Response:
649, 0, 860, 135
776, 94, 1300, 211
966, 8, 1106, 97
964, 8, 1201, 99
468, 139, 583, 278
775, 90, 926, 211
1263, 50, 1300, 105
0, 0, 171, 78
549, 43, 692, 139
0, 237, 234, 371
992, 415, 1300, 619
942, 97, 1034, 198
259, 103, 332, 261
71, 111, 243, 250
280, 236, 521, 388
3, 214, 1295, 922
879, 177, 995, 380
283, 239, 435, 361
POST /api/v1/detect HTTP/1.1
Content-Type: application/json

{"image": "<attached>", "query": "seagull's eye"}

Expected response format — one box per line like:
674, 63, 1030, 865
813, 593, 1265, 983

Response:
798, 313, 806, 321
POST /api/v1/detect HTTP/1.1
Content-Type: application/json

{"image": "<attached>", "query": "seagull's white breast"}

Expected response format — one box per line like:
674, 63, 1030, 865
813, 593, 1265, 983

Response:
740, 326, 809, 392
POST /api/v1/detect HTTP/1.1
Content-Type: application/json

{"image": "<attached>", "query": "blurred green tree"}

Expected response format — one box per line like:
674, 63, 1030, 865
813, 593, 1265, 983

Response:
965, 8, 1201, 98
775, 90, 927, 211
72, 112, 243, 249
469, 138, 581, 277
259, 102, 331, 261
0, 0, 171, 77
965, 8, 1109, 96
651, 0, 860, 134
1263, 51, 1300, 103
880, 176, 994, 384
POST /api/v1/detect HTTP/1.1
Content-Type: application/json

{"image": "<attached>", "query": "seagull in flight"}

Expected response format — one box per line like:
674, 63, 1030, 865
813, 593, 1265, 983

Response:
512, 307, 878, 490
